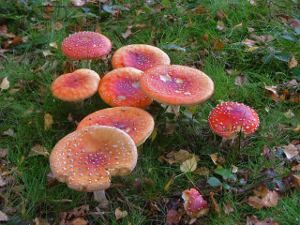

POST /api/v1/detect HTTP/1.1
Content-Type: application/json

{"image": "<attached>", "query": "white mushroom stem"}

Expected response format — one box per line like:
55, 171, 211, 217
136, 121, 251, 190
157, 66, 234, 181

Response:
81, 59, 92, 69
94, 190, 110, 208
166, 105, 180, 118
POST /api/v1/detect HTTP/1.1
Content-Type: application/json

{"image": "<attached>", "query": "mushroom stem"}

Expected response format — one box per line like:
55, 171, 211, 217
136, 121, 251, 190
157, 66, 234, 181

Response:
94, 190, 110, 208
166, 105, 180, 118
81, 59, 92, 69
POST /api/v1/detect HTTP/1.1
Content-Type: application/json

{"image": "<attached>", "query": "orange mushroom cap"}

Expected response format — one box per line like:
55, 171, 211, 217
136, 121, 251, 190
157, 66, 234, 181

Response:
112, 44, 170, 71
51, 69, 100, 101
140, 65, 214, 106
61, 31, 112, 60
208, 102, 260, 139
50, 126, 137, 192
77, 107, 154, 146
98, 67, 153, 108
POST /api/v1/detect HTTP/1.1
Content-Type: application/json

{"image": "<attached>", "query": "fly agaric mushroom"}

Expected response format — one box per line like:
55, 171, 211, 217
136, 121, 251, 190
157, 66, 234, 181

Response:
139, 65, 214, 116
182, 188, 209, 218
61, 31, 112, 69
112, 44, 170, 71
51, 69, 100, 102
98, 67, 153, 108
77, 107, 154, 147
208, 102, 260, 140
50, 126, 137, 208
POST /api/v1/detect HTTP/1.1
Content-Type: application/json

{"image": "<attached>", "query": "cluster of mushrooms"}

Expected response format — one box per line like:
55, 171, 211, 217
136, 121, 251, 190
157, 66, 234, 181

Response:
49, 31, 260, 215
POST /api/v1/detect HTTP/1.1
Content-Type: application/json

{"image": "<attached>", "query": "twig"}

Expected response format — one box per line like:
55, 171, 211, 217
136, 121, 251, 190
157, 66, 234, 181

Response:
34, 5, 98, 9
94, 207, 108, 225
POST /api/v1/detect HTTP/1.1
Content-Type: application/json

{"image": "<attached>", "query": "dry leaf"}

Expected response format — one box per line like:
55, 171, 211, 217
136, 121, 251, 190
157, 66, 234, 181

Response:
283, 109, 295, 118
210, 192, 219, 214
33, 217, 50, 225
234, 74, 248, 86
213, 38, 224, 50
246, 215, 279, 225
231, 165, 238, 173
121, 26, 133, 39
264, 82, 281, 101
2, 128, 14, 137
242, 38, 255, 47
71, 218, 88, 225
283, 143, 299, 159
115, 207, 128, 220
165, 209, 181, 225
289, 57, 298, 68
294, 174, 300, 187
247, 190, 279, 209
150, 127, 157, 142
164, 174, 175, 191
291, 164, 300, 171
233, 23, 243, 29
0, 211, 9, 222
0, 149, 7, 158
210, 153, 218, 165
70, 0, 86, 6
250, 34, 275, 43
0, 77, 10, 90
52, 22, 63, 31
50, 42, 58, 49
43, 50, 53, 57
202, 33, 209, 43
194, 167, 210, 175
180, 156, 197, 173
223, 202, 234, 214
248, 0, 257, 5
216, 21, 225, 31
29, 144, 50, 157
44, 113, 54, 131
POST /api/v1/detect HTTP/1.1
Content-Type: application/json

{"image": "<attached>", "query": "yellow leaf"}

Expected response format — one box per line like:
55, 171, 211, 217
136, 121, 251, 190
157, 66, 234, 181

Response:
180, 156, 197, 173
150, 127, 157, 142
43, 50, 53, 57
115, 207, 128, 220
294, 124, 300, 132
29, 144, 50, 157
210, 153, 218, 165
288, 57, 298, 69
284, 109, 295, 118
44, 113, 54, 131
187, 105, 198, 115
0, 77, 10, 90
49, 42, 58, 49
245, 46, 259, 52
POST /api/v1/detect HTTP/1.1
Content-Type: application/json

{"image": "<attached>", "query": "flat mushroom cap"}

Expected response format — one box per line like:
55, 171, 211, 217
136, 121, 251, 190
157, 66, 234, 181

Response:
139, 65, 214, 106
61, 31, 112, 60
208, 102, 260, 138
50, 126, 138, 192
98, 67, 153, 108
51, 69, 100, 102
77, 107, 155, 146
112, 44, 170, 71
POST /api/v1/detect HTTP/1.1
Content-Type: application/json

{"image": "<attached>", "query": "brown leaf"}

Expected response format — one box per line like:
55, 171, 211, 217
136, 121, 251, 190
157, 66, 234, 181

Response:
71, 218, 88, 225
250, 34, 275, 43
234, 74, 248, 86
0, 77, 10, 90
121, 26, 133, 39
247, 215, 279, 225
43, 14, 52, 20
216, 10, 227, 19
223, 202, 234, 214
44, 113, 54, 131
165, 209, 181, 225
264, 82, 281, 102
210, 153, 218, 165
233, 23, 243, 29
247, 191, 279, 209
33, 217, 50, 225
194, 167, 210, 176
283, 143, 299, 159
289, 57, 298, 69
242, 38, 255, 47
29, 144, 50, 157
216, 21, 225, 31
210, 192, 219, 214
202, 33, 209, 43
0, 25, 8, 36
164, 174, 175, 191
213, 38, 224, 50
67, 205, 89, 219
115, 207, 128, 220
0, 149, 7, 158
292, 164, 300, 171
52, 22, 63, 31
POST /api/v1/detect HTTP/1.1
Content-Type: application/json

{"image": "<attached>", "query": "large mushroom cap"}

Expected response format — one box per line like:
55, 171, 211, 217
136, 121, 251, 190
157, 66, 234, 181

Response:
112, 44, 170, 71
208, 102, 260, 138
77, 107, 155, 146
98, 67, 153, 108
50, 126, 137, 192
61, 31, 112, 60
51, 69, 100, 102
140, 65, 214, 106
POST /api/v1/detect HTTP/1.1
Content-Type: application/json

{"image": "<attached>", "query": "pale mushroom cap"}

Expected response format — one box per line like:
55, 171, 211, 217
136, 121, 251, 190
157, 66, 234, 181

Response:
50, 126, 137, 192
77, 107, 155, 146
139, 65, 214, 106
112, 44, 170, 71
208, 102, 260, 138
98, 67, 153, 108
51, 69, 100, 101
61, 31, 112, 60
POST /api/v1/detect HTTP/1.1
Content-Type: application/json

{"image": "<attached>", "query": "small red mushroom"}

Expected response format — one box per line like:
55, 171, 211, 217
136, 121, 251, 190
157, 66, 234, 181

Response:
51, 69, 100, 102
61, 31, 112, 68
98, 67, 153, 108
182, 188, 209, 218
112, 44, 170, 71
76, 107, 155, 146
208, 102, 260, 140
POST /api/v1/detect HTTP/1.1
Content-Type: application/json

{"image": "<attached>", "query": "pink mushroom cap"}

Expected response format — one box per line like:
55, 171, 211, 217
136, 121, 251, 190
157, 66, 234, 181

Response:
51, 69, 100, 102
139, 65, 214, 106
98, 67, 153, 108
112, 44, 170, 71
182, 188, 209, 218
61, 31, 112, 60
208, 102, 260, 139
76, 107, 155, 146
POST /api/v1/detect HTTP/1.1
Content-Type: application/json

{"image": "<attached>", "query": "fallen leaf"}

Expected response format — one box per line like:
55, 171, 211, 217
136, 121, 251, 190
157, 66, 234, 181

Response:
289, 57, 298, 69
248, 0, 257, 5
202, 33, 209, 43
294, 125, 300, 132
70, 0, 86, 6
115, 207, 128, 220
283, 109, 295, 118
210, 153, 218, 165
216, 21, 225, 31
250, 34, 275, 43
43, 50, 53, 57
213, 38, 224, 50
52, 22, 63, 31
247, 190, 279, 209
2, 128, 14, 137
242, 38, 255, 47
0, 77, 10, 90
44, 113, 54, 131
0, 149, 7, 158
233, 23, 243, 29
0, 211, 9, 222
291, 164, 300, 171
50, 42, 58, 49
194, 167, 210, 175
164, 174, 175, 191
294, 174, 300, 187
33, 217, 50, 225
264, 82, 281, 101
210, 192, 219, 214
223, 202, 234, 214
234, 74, 248, 86
29, 144, 50, 157
121, 26, 133, 39
67, 205, 89, 219
283, 143, 299, 159
231, 165, 238, 173
165, 209, 181, 225
246, 215, 279, 225
180, 156, 197, 173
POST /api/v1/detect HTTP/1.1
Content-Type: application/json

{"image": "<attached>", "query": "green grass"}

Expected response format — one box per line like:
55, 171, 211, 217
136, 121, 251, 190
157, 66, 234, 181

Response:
1, 0, 300, 224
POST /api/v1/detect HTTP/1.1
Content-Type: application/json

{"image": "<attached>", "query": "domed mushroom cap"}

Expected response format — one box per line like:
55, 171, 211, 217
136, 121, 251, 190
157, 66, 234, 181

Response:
50, 126, 138, 192
51, 69, 100, 102
112, 44, 170, 71
61, 31, 112, 60
98, 67, 153, 108
208, 102, 260, 138
77, 107, 155, 146
140, 65, 214, 106
182, 188, 209, 218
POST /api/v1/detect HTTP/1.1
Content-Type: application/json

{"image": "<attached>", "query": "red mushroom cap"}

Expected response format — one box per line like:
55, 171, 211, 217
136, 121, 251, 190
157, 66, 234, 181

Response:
112, 44, 170, 71
51, 69, 100, 102
61, 31, 112, 60
182, 188, 209, 218
139, 65, 214, 106
98, 67, 153, 108
50, 126, 137, 192
77, 107, 155, 146
208, 102, 260, 139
